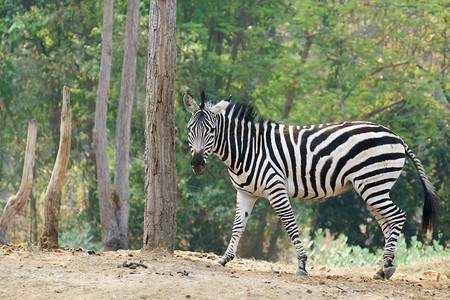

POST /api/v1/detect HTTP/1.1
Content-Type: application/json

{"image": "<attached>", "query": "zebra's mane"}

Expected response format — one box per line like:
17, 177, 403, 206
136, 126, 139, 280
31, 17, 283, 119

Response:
225, 102, 268, 124
202, 92, 269, 124
204, 95, 267, 125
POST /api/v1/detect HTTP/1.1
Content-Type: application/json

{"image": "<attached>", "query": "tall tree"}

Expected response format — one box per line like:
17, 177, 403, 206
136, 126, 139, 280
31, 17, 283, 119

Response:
93, 0, 141, 250
142, 0, 177, 252
114, 0, 140, 249
94, 0, 119, 251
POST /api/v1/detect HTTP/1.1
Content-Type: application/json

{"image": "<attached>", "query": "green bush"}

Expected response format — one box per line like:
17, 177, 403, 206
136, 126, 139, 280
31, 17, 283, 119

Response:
301, 229, 449, 267
59, 221, 103, 251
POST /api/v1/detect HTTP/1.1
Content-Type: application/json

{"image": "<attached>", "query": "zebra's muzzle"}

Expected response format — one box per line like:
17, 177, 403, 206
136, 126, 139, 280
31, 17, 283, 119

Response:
191, 152, 206, 175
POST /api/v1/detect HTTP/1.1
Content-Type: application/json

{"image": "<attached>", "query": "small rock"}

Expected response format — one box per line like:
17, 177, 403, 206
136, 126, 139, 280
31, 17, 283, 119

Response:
177, 270, 190, 276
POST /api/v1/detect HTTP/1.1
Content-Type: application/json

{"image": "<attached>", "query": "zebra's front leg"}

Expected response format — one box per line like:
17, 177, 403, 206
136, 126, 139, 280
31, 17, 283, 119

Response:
268, 190, 308, 276
216, 191, 258, 267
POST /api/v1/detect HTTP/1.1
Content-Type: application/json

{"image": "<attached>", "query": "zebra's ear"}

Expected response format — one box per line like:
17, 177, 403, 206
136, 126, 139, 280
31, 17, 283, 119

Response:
183, 92, 199, 114
210, 100, 230, 114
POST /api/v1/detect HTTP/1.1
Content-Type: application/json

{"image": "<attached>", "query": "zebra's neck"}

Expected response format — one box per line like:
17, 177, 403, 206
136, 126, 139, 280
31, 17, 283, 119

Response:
213, 109, 263, 174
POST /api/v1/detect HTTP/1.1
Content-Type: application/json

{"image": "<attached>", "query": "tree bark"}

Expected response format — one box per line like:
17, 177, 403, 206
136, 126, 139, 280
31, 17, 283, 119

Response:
264, 219, 282, 261
310, 200, 321, 244
114, 0, 140, 250
0, 119, 37, 244
239, 206, 267, 260
86, 78, 97, 224
142, 0, 177, 253
40, 86, 72, 249
30, 192, 37, 243
282, 33, 315, 119
94, 0, 120, 251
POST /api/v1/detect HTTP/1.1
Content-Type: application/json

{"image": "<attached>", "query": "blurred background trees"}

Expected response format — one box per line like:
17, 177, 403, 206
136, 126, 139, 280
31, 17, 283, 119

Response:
0, 0, 448, 260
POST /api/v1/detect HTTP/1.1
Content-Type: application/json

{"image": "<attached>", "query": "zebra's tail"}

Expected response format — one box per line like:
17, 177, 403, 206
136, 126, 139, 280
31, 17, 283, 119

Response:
403, 141, 439, 234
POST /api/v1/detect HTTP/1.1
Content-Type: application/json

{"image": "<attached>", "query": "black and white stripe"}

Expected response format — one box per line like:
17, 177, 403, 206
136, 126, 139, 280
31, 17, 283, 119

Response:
183, 93, 438, 278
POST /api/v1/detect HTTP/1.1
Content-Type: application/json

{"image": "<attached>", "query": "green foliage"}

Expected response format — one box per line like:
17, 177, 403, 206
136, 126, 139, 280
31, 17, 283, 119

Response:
176, 157, 236, 253
175, 0, 449, 256
59, 221, 102, 251
302, 229, 450, 267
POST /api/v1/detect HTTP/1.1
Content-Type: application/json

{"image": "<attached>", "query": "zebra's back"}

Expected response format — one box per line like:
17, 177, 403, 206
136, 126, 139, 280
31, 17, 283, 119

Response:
229, 120, 407, 200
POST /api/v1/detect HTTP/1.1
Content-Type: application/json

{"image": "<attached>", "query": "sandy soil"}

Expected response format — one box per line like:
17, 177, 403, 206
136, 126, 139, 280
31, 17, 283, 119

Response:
0, 244, 449, 299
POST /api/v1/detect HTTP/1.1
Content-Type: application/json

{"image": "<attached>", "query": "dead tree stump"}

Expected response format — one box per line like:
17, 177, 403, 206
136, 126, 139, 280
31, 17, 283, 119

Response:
40, 86, 72, 249
0, 119, 38, 244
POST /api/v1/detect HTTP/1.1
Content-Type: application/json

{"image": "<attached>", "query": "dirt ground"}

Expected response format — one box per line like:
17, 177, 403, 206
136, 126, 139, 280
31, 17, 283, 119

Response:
0, 244, 449, 299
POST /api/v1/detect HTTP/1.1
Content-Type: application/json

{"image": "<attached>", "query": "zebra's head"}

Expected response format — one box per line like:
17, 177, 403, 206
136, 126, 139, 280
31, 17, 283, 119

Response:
183, 91, 231, 175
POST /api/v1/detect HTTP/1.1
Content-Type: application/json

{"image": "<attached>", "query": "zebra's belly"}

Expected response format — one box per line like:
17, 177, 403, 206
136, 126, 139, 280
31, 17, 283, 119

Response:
228, 167, 354, 200
227, 168, 279, 198
286, 179, 353, 199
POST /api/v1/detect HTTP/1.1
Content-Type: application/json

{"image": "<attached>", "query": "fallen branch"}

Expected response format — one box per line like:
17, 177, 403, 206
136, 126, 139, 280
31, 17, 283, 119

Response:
122, 261, 148, 269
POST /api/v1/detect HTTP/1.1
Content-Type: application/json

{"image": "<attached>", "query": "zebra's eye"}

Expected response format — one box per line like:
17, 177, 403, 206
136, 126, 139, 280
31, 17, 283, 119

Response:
209, 127, 215, 134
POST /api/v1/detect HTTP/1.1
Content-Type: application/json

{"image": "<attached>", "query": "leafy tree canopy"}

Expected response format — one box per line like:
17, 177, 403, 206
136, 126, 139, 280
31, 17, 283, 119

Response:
0, 0, 448, 258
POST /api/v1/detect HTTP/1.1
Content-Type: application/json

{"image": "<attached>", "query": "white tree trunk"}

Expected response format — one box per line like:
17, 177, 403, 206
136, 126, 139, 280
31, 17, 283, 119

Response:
114, 0, 140, 250
0, 119, 37, 244
143, 0, 177, 252
94, 0, 120, 251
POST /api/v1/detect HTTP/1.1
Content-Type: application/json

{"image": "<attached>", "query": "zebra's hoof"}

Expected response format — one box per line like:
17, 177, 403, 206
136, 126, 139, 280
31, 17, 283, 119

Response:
373, 263, 396, 280
295, 267, 308, 276
383, 259, 396, 280
383, 266, 396, 280
215, 258, 226, 267
373, 267, 385, 280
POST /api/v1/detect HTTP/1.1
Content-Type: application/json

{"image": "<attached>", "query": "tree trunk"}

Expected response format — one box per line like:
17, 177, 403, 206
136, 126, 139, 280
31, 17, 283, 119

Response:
265, 220, 282, 261
40, 86, 72, 249
113, 0, 140, 250
281, 33, 315, 119
30, 192, 37, 243
310, 200, 321, 244
0, 119, 37, 244
142, 0, 177, 253
94, 0, 121, 251
86, 78, 97, 224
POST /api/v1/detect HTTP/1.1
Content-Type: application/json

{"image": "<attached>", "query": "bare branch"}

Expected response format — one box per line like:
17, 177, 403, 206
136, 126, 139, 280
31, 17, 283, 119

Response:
364, 99, 405, 118
371, 60, 410, 75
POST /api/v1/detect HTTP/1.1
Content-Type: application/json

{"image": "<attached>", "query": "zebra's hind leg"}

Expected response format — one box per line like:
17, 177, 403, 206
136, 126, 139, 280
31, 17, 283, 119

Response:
267, 189, 308, 276
365, 194, 406, 280
381, 206, 406, 280
216, 191, 258, 267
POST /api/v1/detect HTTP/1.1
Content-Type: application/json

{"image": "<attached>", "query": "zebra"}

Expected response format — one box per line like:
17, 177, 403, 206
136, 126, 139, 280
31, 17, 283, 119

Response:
182, 91, 438, 280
